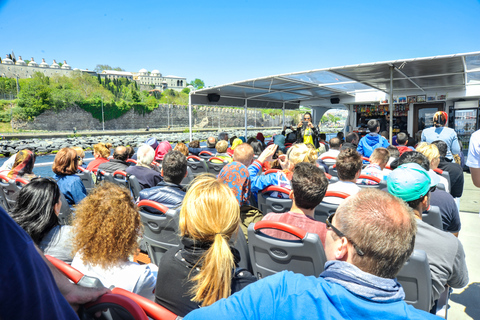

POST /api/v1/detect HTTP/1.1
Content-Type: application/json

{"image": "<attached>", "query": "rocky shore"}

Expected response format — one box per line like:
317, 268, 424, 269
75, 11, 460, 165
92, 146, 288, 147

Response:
0, 128, 281, 156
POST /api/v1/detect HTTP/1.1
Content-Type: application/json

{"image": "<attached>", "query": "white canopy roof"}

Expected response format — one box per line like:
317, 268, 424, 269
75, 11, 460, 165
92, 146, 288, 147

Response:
190, 51, 480, 109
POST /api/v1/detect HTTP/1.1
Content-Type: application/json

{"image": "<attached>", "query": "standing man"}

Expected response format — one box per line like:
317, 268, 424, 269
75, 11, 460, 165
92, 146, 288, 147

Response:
466, 128, 480, 188
421, 111, 460, 161
296, 112, 319, 148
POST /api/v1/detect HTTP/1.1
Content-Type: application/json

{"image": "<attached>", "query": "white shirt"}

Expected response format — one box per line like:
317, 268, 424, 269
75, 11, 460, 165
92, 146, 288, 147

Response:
324, 181, 361, 204
466, 129, 480, 168
72, 254, 158, 300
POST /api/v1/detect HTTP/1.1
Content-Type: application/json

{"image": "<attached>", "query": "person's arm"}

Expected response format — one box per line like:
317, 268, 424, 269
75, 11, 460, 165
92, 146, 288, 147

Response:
71, 177, 87, 204
447, 241, 469, 289
466, 132, 480, 187
356, 140, 364, 156
451, 134, 461, 156
471, 168, 480, 188
36, 246, 109, 311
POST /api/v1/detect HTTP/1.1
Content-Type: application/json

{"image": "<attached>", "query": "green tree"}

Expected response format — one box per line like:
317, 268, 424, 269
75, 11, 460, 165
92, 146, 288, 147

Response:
181, 87, 190, 95
94, 64, 125, 73
188, 78, 205, 90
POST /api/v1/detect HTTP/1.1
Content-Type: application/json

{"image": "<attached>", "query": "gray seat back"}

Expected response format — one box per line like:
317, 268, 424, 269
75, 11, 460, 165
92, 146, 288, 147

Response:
314, 191, 350, 223
422, 205, 443, 230
58, 192, 74, 226
198, 150, 214, 161
180, 167, 194, 188
435, 169, 451, 191
328, 165, 338, 177
186, 156, 208, 177
206, 157, 228, 176
248, 221, 326, 279
76, 170, 95, 193
0, 175, 16, 211
396, 249, 432, 312
257, 186, 292, 214
138, 200, 181, 266
357, 176, 387, 189
231, 228, 252, 273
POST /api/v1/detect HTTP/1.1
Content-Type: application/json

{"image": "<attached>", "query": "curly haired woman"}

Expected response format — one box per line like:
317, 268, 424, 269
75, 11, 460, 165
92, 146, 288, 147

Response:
71, 182, 157, 300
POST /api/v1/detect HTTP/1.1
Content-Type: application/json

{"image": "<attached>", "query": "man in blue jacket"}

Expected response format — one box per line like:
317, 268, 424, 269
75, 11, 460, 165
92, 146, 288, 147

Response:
184, 189, 438, 320
357, 119, 390, 158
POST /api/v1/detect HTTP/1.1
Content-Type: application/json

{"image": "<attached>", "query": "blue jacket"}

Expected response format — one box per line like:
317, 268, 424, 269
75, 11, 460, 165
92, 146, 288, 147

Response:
184, 269, 438, 320
54, 174, 87, 206
248, 160, 278, 201
139, 181, 185, 211
357, 133, 389, 157
188, 147, 217, 156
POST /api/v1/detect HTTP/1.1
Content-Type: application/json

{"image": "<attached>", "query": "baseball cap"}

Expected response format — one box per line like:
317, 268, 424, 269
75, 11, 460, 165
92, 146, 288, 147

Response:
387, 163, 438, 202
145, 137, 159, 150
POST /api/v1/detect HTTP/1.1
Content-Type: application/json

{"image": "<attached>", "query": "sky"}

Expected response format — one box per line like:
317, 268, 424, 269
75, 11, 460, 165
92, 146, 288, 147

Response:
1, 0, 480, 87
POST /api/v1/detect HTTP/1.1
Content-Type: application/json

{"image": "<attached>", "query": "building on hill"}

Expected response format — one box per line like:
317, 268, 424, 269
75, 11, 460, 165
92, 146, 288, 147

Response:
99, 70, 133, 81
132, 68, 186, 92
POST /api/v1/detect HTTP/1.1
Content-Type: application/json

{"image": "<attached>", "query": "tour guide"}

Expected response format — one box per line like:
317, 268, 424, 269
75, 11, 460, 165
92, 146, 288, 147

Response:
296, 112, 319, 148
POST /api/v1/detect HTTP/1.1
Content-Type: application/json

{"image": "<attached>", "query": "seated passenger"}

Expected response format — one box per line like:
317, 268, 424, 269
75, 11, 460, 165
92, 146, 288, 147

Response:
187, 140, 201, 155
319, 137, 342, 166
173, 142, 189, 157
188, 136, 217, 155
397, 151, 462, 236
7, 149, 36, 180
53, 148, 87, 206
227, 138, 243, 156
155, 175, 256, 317
341, 132, 359, 150
125, 144, 163, 190
215, 140, 233, 162
154, 140, 172, 161
357, 147, 390, 184
10, 177, 73, 264
395, 132, 413, 156
273, 134, 286, 153
139, 150, 187, 210
97, 146, 130, 174
324, 148, 362, 204
432, 140, 464, 203
249, 139, 265, 157
416, 142, 450, 192
262, 162, 328, 245
71, 182, 157, 300
386, 145, 400, 167
357, 119, 389, 158
86, 142, 112, 171
387, 163, 468, 308
71, 146, 87, 169
184, 189, 438, 320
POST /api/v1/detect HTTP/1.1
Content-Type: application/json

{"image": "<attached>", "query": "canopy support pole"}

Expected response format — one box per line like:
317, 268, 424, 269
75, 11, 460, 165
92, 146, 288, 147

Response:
282, 102, 286, 128
389, 66, 394, 144
188, 93, 192, 142
244, 100, 248, 139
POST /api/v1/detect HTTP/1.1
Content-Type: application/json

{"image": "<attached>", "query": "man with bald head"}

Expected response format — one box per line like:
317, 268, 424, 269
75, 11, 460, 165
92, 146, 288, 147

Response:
188, 136, 217, 155
184, 189, 438, 319
97, 145, 129, 173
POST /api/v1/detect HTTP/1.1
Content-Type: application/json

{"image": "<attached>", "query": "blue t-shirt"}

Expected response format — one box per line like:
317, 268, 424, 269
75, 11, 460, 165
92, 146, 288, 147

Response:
54, 174, 87, 206
184, 271, 438, 320
430, 189, 461, 233
0, 207, 78, 319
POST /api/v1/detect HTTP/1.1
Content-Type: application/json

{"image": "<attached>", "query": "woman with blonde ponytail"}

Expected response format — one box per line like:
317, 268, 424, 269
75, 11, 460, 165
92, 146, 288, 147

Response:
154, 174, 256, 317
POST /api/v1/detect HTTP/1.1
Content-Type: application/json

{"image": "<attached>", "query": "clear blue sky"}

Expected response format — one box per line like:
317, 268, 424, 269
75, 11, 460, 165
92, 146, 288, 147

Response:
1, 0, 479, 87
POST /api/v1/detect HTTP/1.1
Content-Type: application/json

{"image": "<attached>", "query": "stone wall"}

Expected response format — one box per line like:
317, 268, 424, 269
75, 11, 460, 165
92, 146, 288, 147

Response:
13, 105, 292, 131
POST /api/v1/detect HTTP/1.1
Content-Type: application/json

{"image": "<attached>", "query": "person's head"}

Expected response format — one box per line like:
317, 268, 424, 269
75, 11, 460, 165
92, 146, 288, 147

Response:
218, 162, 251, 206
207, 136, 217, 148
319, 133, 327, 141
231, 138, 243, 150
286, 143, 317, 167
387, 163, 437, 213
367, 119, 380, 133
256, 132, 265, 143
416, 142, 440, 169
215, 140, 228, 154
380, 131, 389, 140
345, 132, 359, 145
145, 137, 159, 150
93, 142, 112, 159
179, 174, 240, 306
72, 182, 141, 269
174, 142, 189, 157
303, 112, 312, 123
218, 132, 228, 142
291, 163, 328, 210
71, 146, 85, 166
189, 140, 200, 148
396, 132, 408, 146
136, 144, 155, 167
385, 113, 390, 121
249, 140, 264, 156
336, 148, 362, 181
433, 111, 448, 127
337, 132, 344, 140
155, 141, 172, 161
233, 143, 254, 167
113, 146, 128, 162
369, 147, 389, 168
8, 149, 36, 179
125, 146, 135, 159
161, 150, 187, 185
10, 177, 61, 244
387, 145, 400, 160
326, 189, 416, 279
52, 148, 78, 175
329, 137, 342, 150
431, 140, 448, 158
229, 136, 237, 146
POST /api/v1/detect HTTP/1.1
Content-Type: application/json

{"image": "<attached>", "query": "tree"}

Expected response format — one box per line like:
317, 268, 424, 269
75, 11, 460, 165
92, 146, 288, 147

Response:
181, 87, 190, 95
94, 64, 125, 73
188, 78, 205, 90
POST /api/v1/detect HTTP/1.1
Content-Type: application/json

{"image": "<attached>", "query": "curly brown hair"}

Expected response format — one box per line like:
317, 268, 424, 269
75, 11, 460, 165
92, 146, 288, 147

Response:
174, 142, 189, 156
72, 182, 142, 269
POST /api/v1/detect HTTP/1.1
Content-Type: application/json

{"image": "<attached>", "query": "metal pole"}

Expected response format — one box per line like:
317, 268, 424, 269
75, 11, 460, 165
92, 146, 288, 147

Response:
101, 99, 105, 131
244, 100, 248, 138
167, 104, 169, 128
282, 102, 286, 128
15, 74, 19, 97
188, 93, 192, 141
389, 66, 394, 144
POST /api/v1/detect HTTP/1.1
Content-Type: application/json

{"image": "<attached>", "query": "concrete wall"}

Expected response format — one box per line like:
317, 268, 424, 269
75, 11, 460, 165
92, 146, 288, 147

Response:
13, 105, 292, 131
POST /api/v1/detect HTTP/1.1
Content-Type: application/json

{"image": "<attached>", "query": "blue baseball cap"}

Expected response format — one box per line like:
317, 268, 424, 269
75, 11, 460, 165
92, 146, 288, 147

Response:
145, 137, 159, 150
387, 163, 439, 202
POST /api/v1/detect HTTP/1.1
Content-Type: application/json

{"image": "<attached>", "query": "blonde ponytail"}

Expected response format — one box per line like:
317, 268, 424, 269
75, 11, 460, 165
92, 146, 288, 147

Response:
179, 174, 240, 306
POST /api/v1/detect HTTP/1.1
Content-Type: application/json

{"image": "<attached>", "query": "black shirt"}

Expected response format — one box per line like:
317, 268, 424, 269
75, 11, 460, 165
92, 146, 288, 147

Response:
438, 158, 464, 198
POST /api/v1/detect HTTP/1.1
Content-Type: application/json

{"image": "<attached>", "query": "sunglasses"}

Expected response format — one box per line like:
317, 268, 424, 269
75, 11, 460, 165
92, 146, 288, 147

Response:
326, 213, 365, 257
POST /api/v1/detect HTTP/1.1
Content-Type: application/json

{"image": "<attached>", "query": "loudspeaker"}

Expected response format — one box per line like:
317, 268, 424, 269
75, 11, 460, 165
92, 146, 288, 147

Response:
207, 93, 220, 102
330, 98, 340, 104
